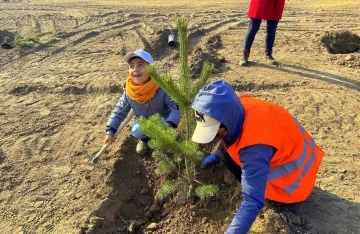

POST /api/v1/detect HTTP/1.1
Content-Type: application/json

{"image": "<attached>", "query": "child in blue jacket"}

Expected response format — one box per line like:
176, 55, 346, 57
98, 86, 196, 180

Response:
191, 81, 323, 233
105, 49, 180, 155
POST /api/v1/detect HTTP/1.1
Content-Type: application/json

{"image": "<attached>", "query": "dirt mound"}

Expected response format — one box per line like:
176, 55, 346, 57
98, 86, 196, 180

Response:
329, 53, 360, 68
80, 137, 159, 234
190, 34, 226, 78
320, 30, 360, 54
79, 139, 305, 234
150, 29, 176, 57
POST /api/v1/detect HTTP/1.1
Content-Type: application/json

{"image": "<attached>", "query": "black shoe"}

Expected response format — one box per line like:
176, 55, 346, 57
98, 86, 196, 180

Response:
265, 50, 278, 65
266, 54, 278, 65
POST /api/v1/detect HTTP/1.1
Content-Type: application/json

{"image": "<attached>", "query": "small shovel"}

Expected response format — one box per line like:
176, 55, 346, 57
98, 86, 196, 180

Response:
91, 109, 135, 164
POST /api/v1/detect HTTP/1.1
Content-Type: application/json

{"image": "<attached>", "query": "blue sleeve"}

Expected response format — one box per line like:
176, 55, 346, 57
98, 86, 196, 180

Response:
225, 144, 275, 234
106, 92, 131, 134
164, 93, 180, 126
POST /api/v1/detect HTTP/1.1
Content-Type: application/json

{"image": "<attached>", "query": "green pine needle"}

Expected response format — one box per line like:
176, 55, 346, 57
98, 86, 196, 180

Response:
12, 32, 54, 48
195, 185, 219, 201
154, 153, 176, 176
157, 180, 179, 199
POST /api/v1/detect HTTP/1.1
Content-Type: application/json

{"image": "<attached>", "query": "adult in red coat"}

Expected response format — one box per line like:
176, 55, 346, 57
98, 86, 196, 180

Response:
240, 0, 286, 66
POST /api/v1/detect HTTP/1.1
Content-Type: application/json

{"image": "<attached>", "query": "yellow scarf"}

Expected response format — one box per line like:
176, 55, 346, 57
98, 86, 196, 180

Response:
125, 77, 159, 104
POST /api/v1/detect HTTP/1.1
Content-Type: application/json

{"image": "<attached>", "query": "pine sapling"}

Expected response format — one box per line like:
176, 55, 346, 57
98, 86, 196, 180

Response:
138, 18, 219, 201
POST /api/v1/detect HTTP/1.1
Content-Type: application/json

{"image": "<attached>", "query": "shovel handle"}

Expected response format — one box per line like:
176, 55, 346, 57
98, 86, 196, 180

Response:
91, 109, 135, 163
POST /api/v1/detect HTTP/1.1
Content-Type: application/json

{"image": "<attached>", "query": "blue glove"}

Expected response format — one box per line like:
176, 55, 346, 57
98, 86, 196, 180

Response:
201, 153, 220, 170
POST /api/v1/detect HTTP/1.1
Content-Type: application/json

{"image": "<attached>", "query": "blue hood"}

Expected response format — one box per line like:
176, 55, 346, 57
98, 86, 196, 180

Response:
192, 80, 244, 145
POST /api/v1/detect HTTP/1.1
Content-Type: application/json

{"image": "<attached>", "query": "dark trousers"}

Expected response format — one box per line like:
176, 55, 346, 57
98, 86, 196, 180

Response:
244, 18, 279, 53
216, 144, 243, 182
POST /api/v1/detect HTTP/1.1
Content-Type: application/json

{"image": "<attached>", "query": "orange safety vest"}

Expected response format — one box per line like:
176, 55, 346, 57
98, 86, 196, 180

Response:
227, 95, 324, 203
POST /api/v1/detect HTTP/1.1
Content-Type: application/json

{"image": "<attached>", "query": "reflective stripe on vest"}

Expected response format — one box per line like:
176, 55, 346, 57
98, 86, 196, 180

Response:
267, 119, 316, 194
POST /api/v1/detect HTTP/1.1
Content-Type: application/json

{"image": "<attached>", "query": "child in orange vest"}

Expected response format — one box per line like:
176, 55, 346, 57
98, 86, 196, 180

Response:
192, 80, 324, 234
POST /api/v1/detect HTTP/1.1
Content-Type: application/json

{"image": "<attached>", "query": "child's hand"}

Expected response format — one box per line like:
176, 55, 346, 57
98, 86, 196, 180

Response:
104, 134, 114, 144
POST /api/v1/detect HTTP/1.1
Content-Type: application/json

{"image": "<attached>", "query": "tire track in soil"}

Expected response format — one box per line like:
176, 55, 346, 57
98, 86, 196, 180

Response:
0, 92, 88, 234
0, 39, 119, 232
42, 19, 141, 59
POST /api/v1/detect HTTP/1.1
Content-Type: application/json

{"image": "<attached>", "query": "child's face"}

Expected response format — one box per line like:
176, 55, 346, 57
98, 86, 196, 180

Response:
128, 58, 150, 85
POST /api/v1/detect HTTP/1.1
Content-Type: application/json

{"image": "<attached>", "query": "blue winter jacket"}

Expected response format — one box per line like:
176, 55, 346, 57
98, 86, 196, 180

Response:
192, 80, 275, 233
106, 88, 180, 134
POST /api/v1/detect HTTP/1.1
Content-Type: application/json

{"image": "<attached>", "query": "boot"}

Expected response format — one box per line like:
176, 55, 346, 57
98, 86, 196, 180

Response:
240, 50, 250, 66
136, 140, 149, 155
265, 50, 278, 65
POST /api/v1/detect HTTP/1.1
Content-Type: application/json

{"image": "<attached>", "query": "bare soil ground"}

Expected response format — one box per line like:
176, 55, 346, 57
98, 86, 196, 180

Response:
1, 0, 359, 233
